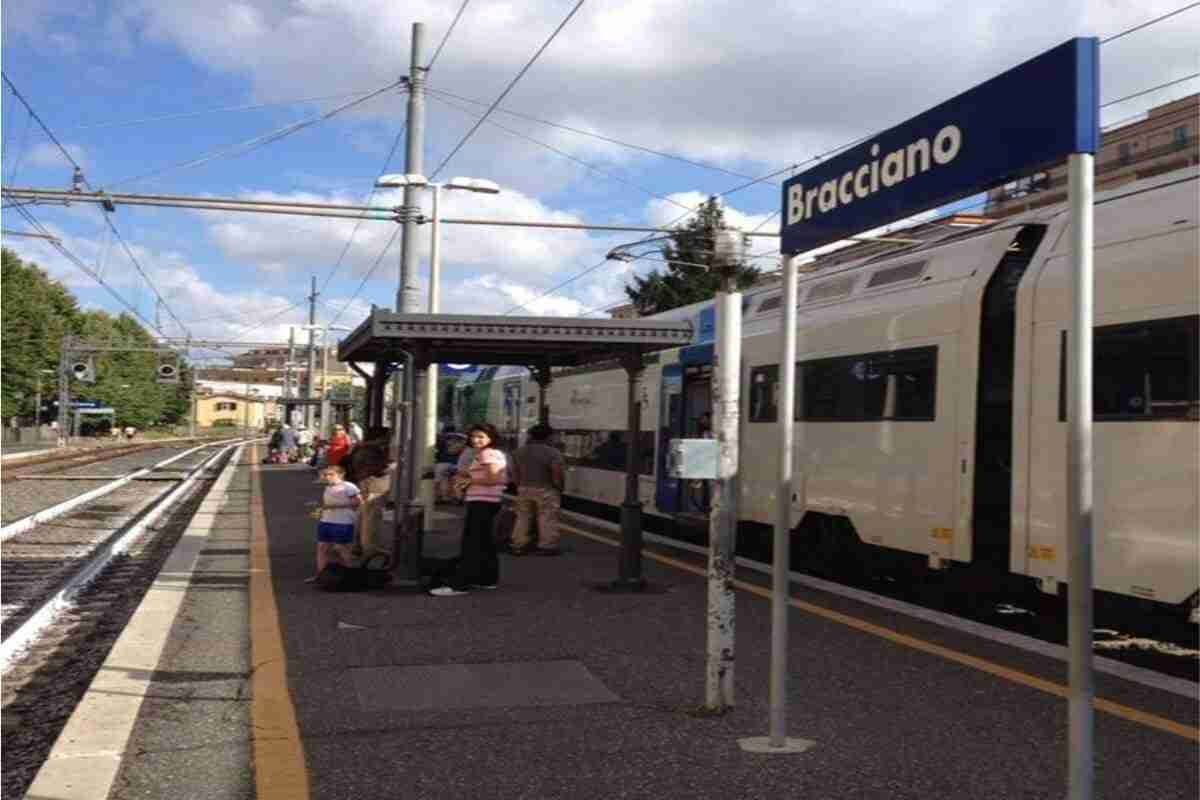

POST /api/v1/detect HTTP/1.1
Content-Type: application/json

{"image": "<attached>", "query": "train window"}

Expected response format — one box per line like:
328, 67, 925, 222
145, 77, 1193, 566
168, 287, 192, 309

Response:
796, 346, 937, 421
558, 429, 655, 475
865, 260, 926, 289
749, 365, 779, 422
1059, 315, 1199, 421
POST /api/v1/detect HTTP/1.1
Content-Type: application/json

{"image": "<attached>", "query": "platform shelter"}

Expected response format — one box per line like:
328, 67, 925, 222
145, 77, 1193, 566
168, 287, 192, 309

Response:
338, 309, 693, 588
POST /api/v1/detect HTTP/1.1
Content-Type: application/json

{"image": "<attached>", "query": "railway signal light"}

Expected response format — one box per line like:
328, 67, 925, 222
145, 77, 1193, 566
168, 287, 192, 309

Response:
156, 363, 180, 384
71, 360, 95, 384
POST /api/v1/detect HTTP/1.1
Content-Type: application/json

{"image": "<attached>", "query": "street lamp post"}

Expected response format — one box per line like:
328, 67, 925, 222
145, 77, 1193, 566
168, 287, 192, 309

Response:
375, 174, 500, 533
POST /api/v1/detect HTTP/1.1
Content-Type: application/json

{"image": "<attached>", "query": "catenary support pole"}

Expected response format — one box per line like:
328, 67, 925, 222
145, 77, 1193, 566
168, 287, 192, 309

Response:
57, 337, 70, 447
391, 22, 425, 586
706, 272, 741, 710
285, 328, 296, 425
396, 22, 425, 316
1067, 152, 1095, 800
306, 276, 318, 429
422, 184, 441, 533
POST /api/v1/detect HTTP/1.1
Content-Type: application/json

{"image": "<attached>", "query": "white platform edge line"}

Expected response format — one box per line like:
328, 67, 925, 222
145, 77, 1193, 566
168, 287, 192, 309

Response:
23, 444, 249, 800
558, 509, 1198, 701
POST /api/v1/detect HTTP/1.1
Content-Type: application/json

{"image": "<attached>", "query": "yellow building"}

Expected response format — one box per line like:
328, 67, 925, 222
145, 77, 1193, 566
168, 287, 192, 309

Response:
194, 393, 279, 430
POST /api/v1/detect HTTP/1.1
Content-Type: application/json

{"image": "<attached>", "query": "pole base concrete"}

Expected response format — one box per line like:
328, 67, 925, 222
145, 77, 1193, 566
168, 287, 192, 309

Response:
737, 736, 816, 754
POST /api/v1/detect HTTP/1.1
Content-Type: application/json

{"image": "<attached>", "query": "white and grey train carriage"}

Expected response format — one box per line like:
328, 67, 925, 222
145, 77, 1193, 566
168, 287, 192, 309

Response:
451, 168, 1199, 617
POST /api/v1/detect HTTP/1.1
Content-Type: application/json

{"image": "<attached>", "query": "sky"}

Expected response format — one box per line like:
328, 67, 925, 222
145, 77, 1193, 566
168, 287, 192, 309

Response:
3, 0, 1197, 363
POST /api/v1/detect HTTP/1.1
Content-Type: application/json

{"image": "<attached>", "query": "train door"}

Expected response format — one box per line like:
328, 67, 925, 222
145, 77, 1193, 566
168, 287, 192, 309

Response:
680, 364, 714, 514
971, 225, 1047, 571
655, 364, 684, 512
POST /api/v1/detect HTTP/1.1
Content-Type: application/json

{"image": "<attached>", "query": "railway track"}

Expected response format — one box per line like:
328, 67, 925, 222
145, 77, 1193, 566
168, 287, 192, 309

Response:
0, 440, 249, 798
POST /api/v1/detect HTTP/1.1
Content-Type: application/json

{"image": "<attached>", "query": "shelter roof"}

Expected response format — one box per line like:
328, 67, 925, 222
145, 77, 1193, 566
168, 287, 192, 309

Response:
338, 311, 694, 367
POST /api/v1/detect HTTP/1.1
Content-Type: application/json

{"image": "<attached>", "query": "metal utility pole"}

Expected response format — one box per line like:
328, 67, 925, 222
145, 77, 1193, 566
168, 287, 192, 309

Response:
706, 227, 746, 711
286, 328, 296, 426
57, 337, 70, 447
421, 184, 441, 533
396, 22, 425, 316
306, 276, 318, 428
1067, 152, 1096, 800
391, 22, 426, 586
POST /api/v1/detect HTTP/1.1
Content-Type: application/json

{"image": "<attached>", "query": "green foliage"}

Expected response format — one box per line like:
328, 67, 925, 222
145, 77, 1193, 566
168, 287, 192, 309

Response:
1, 248, 82, 420
1, 248, 191, 429
623, 198, 761, 317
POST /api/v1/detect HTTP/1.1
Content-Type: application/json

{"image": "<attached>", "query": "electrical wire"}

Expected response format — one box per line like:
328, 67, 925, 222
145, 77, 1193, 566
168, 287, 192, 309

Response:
328, 226, 402, 328
1100, 72, 1199, 108
2, 73, 190, 337
5, 200, 163, 332
110, 80, 404, 188
425, 86, 771, 183
318, 123, 406, 294
70, 90, 384, 130
1101, 2, 1200, 44
428, 92, 693, 211
426, 0, 473, 70
429, 0, 586, 179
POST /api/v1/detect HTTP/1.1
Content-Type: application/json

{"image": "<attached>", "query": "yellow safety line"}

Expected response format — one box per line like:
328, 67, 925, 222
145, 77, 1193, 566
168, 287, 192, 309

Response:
249, 445, 311, 799
562, 523, 1200, 743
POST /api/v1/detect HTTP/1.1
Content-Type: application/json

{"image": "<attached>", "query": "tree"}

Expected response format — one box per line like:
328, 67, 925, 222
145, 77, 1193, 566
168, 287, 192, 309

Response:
1, 248, 82, 421
623, 197, 761, 317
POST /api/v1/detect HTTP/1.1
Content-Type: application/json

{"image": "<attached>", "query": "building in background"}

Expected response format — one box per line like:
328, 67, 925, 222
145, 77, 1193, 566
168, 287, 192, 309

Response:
986, 93, 1198, 217
194, 392, 279, 429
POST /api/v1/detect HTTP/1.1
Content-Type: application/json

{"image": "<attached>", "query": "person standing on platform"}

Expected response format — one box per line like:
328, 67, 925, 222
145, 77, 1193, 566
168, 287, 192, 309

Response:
325, 424, 352, 467
278, 424, 298, 463
345, 427, 392, 555
509, 424, 565, 556
306, 464, 361, 582
430, 422, 507, 596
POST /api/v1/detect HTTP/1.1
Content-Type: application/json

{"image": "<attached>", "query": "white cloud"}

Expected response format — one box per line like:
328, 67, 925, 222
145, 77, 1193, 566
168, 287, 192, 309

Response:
26, 142, 88, 171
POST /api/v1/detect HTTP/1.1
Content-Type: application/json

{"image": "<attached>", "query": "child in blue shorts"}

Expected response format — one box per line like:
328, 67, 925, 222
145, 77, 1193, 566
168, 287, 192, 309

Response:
306, 464, 362, 583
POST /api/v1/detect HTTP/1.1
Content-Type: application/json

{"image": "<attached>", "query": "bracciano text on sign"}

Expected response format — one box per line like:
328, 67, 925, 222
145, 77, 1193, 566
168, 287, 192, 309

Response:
787, 126, 962, 226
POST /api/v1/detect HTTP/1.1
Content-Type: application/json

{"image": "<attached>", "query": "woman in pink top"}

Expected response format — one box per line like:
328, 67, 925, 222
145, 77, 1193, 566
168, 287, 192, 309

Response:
431, 423, 508, 596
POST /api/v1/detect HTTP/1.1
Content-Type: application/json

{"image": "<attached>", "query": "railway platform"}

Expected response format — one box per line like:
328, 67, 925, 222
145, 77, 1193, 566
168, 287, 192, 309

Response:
25, 444, 1199, 800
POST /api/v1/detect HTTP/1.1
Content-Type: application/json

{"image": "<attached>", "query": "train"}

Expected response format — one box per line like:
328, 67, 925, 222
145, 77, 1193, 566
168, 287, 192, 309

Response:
450, 167, 1199, 619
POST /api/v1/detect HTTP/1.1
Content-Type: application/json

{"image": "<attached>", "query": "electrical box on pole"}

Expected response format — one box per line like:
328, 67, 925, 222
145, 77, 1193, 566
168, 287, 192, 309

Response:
71, 358, 96, 384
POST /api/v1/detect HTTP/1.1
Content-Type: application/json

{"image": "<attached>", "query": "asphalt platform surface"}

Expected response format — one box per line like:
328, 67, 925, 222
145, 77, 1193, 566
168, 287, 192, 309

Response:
97, 462, 1198, 800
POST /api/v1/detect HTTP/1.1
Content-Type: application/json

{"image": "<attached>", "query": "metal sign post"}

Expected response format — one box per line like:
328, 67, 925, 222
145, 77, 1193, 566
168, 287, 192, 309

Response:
1066, 152, 1095, 800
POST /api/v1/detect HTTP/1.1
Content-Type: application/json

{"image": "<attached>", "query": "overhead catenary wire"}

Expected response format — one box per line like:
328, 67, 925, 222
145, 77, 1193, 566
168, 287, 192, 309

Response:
5, 202, 164, 333
425, 86, 773, 184
1100, 2, 1200, 44
70, 89, 385, 130
428, 92, 694, 212
328, 226, 402, 328
317, 123, 406, 295
2, 72, 190, 338
428, 0, 586, 180
1100, 72, 1199, 108
426, 0, 473, 70
110, 80, 404, 188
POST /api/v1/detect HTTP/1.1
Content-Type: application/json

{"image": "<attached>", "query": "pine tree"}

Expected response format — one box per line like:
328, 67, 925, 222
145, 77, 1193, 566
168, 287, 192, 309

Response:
623, 198, 761, 316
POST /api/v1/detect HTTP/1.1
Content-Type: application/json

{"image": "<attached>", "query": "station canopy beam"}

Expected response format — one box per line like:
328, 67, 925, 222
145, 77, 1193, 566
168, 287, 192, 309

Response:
338, 311, 693, 368
338, 309, 694, 590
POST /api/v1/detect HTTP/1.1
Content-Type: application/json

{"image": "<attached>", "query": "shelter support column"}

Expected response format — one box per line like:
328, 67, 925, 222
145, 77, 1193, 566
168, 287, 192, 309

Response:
615, 354, 645, 589
370, 362, 388, 428
533, 362, 553, 426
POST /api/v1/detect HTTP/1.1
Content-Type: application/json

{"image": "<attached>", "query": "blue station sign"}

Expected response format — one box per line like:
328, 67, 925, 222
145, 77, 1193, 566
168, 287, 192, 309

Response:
781, 37, 1099, 255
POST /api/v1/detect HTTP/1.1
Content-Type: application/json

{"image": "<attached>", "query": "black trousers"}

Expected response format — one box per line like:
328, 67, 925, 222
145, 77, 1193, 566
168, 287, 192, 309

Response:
453, 502, 500, 588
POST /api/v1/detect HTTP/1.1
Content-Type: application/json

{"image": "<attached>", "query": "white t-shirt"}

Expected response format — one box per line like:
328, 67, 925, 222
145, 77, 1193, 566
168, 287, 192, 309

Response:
320, 481, 360, 525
